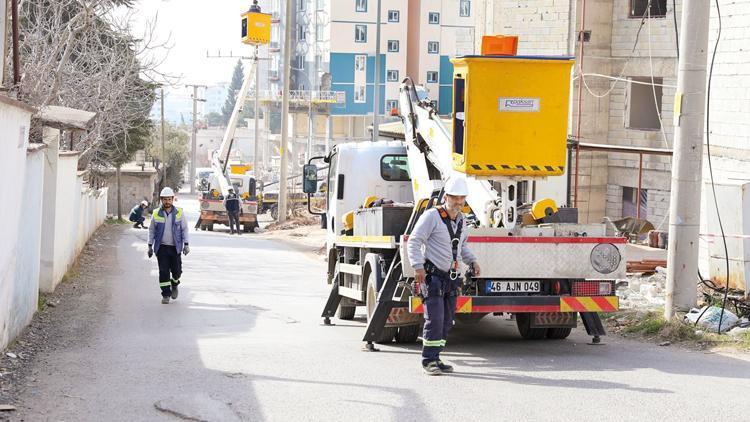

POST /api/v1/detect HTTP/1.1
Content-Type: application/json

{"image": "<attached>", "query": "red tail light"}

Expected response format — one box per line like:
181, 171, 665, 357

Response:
572, 281, 614, 296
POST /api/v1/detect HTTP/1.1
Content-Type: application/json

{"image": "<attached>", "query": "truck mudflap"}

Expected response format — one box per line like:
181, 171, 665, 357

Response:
408, 295, 619, 313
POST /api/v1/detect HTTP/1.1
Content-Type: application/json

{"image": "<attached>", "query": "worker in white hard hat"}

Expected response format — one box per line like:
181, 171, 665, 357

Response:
148, 187, 190, 304
406, 175, 481, 375
128, 200, 150, 229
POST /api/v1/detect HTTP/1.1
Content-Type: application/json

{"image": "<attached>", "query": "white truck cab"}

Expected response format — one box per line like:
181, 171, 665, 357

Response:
324, 141, 413, 247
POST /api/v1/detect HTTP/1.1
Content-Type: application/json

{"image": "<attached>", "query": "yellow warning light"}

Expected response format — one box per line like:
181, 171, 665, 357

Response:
241, 5, 271, 46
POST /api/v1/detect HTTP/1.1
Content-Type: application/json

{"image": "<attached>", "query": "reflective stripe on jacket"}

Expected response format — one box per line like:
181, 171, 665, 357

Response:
148, 207, 188, 254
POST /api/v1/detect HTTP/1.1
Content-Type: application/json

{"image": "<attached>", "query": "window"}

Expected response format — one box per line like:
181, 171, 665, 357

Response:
388, 10, 400, 22
298, 25, 306, 41
427, 41, 439, 54
387, 40, 399, 52
429, 12, 440, 24
354, 55, 366, 71
354, 85, 366, 103
426, 71, 438, 83
355, 25, 367, 43
356, 0, 367, 12
622, 187, 648, 219
629, 0, 667, 17
626, 77, 663, 130
296, 55, 305, 70
386, 70, 399, 82
386, 100, 399, 113
459, 0, 471, 17
381, 155, 411, 181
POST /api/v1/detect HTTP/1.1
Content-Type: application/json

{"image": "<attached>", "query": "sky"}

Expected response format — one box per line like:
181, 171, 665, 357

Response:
129, 0, 259, 121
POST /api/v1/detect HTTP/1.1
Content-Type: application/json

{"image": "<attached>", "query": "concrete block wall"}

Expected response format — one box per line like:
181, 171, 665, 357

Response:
605, 184, 624, 219
707, 0, 750, 152
647, 188, 670, 228
493, 0, 571, 55
105, 170, 157, 218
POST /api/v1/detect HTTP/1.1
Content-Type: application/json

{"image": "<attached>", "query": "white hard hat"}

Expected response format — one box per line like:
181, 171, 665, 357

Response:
160, 187, 175, 197
228, 187, 234, 191
141, 200, 149, 206
444, 176, 469, 196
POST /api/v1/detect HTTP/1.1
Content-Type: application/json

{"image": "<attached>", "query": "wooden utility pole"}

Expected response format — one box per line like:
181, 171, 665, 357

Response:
160, 88, 166, 190
665, 0, 710, 319
187, 84, 207, 194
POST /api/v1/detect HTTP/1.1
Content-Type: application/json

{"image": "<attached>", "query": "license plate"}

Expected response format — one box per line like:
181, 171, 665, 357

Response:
486, 281, 541, 293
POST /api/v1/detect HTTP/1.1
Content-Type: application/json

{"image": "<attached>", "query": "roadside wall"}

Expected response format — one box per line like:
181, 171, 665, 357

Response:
0, 99, 34, 351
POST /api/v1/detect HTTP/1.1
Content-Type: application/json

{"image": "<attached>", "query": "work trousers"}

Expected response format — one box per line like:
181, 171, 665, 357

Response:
421, 272, 458, 364
130, 215, 145, 225
228, 211, 241, 233
156, 245, 182, 297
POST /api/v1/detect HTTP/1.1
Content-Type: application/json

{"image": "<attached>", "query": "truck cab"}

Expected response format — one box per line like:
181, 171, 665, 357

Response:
324, 141, 413, 250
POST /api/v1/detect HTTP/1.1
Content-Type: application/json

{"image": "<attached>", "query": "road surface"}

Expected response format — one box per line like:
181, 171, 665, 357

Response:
9, 199, 750, 421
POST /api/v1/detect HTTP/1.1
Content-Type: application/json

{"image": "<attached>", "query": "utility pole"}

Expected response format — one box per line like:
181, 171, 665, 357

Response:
254, 47, 261, 179
372, 0, 382, 142
278, 0, 293, 223
160, 88, 166, 190
187, 84, 207, 194
665, 0, 710, 319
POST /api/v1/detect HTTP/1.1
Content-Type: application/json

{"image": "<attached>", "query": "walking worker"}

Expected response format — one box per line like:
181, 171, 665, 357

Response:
224, 187, 242, 235
148, 187, 190, 304
129, 200, 149, 229
407, 176, 480, 375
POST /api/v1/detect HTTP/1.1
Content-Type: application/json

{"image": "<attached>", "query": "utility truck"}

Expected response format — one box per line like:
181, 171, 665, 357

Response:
303, 39, 625, 349
197, 3, 271, 233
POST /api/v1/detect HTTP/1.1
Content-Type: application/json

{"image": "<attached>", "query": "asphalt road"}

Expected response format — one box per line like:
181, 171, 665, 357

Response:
12, 199, 750, 421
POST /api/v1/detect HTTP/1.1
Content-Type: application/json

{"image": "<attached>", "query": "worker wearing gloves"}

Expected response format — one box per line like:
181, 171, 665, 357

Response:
407, 176, 480, 375
148, 187, 190, 304
129, 200, 149, 229
224, 187, 242, 235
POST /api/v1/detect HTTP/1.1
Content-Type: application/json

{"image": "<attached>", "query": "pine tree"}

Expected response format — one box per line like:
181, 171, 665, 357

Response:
221, 59, 245, 125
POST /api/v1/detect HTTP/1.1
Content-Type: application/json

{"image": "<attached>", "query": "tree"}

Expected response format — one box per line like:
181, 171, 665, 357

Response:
148, 123, 189, 192
15, 0, 173, 171
205, 112, 224, 127
221, 59, 244, 125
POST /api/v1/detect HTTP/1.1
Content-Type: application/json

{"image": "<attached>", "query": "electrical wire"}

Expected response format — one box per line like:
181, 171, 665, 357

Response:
706, 0, 730, 334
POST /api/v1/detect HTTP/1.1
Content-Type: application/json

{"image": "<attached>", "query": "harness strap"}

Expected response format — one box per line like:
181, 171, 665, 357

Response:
436, 206, 462, 280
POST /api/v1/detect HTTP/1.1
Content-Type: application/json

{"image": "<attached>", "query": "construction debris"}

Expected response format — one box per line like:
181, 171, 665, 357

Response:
684, 306, 740, 333
626, 259, 667, 274
617, 273, 666, 309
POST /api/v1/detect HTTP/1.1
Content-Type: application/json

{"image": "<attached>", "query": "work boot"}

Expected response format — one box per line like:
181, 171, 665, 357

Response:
133, 222, 140, 228
141, 225, 148, 229
161, 296, 170, 304
422, 361, 442, 376
171, 283, 179, 300
437, 360, 454, 373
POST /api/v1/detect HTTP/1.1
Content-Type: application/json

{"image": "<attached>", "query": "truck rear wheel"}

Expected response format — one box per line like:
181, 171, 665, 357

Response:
337, 305, 356, 320
366, 273, 397, 344
395, 324, 421, 343
547, 327, 573, 339
207, 224, 214, 232
515, 313, 547, 340
270, 204, 278, 220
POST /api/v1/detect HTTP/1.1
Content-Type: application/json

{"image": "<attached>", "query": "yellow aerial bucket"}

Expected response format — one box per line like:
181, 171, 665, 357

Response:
241, 3, 271, 46
450, 55, 574, 177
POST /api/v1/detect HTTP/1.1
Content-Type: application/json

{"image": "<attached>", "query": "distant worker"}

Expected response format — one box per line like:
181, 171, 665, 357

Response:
129, 200, 149, 229
148, 187, 190, 304
224, 187, 242, 235
407, 176, 480, 375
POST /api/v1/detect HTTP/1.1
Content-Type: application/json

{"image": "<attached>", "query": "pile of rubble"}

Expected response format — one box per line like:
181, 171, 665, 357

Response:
617, 271, 667, 309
